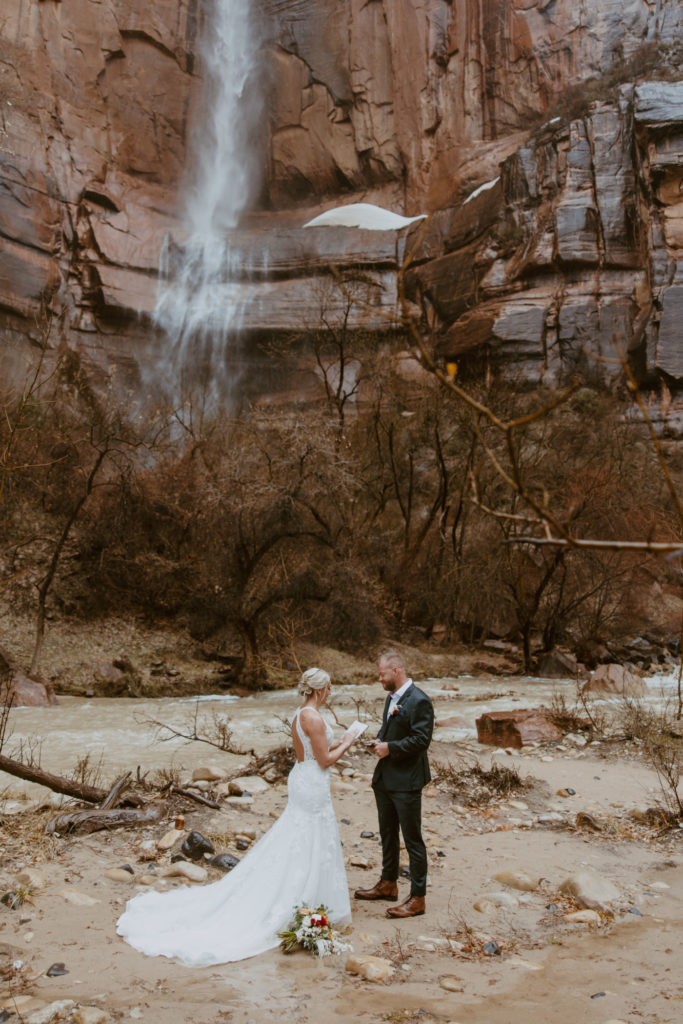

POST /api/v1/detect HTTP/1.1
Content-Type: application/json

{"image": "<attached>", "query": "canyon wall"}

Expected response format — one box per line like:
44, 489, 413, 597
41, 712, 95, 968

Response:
0, 0, 681, 399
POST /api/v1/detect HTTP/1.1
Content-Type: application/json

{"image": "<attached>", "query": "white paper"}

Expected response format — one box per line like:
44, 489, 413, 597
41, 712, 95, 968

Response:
343, 720, 368, 740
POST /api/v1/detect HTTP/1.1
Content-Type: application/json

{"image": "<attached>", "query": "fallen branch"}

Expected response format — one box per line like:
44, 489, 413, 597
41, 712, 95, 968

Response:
169, 784, 221, 809
0, 752, 108, 804
46, 800, 167, 836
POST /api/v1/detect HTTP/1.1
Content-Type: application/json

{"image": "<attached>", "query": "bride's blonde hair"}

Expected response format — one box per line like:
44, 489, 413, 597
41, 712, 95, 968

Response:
298, 667, 331, 697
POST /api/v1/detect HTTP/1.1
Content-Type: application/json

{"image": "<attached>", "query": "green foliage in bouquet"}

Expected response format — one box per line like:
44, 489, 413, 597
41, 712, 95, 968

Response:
279, 904, 353, 958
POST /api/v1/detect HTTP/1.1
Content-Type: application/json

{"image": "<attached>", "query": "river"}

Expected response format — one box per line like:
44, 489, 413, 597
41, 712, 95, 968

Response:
2, 669, 678, 806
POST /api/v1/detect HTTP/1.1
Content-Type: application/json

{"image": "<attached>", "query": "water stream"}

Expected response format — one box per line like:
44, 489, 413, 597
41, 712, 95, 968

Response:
3, 671, 678, 805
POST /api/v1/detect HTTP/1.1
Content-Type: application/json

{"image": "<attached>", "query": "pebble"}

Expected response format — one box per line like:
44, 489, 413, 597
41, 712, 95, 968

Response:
508, 800, 528, 810
345, 955, 394, 982
104, 868, 135, 883
439, 976, 464, 993
538, 812, 564, 823
60, 889, 100, 906
556, 788, 576, 797
161, 862, 208, 882
192, 765, 224, 782
181, 831, 215, 860
46, 963, 69, 977
224, 795, 254, 806
540, 755, 554, 762
208, 854, 239, 873
493, 870, 539, 891
156, 828, 185, 851
349, 857, 371, 868
228, 776, 270, 796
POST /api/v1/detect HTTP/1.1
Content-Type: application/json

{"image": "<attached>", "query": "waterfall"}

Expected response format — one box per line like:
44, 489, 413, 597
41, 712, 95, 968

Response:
153, 0, 263, 406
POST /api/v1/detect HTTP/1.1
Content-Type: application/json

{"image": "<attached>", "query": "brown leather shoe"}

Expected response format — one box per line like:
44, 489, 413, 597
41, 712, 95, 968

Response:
354, 879, 398, 901
386, 895, 425, 918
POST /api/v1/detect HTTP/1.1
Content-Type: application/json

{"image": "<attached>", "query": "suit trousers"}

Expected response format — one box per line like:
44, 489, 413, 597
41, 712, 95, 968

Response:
373, 780, 427, 897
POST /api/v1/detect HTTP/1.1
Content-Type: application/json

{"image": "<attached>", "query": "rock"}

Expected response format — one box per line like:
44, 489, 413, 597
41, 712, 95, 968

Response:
556, 788, 576, 798
560, 872, 620, 910
228, 776, 270, 796
476, 709, 562, 748
439, 976, 464, 992
26, 1002, 76, 1024
474, 891, 520, 910
208, 853, 240, 873
60, 889, 100, 906
535, 650, 578, 678
223, 795, 254, 807
582, 664, 648, 698
191, 766, 224, 782
161, 861, 208, 882
349, 857, 371, 868
45, 963, 69, 977
72, 1008, 109, 1024
564, 733, 588, 747
103, 868, 135, 883
156, 828, 185, 851
483, 940, 501, 955
15, 868, 47, 890
345, 955, 394, 982
1, 670, 58, 708
493, 870, 539, 891
180, 831, 215, 861
563, 909, 601, 924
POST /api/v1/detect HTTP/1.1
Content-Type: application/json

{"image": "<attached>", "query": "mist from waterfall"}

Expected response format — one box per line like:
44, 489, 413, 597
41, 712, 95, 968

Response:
153, 0, 263, 406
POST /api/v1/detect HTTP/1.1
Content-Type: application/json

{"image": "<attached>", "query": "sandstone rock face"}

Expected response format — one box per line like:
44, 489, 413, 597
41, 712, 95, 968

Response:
0, 0, 681, 405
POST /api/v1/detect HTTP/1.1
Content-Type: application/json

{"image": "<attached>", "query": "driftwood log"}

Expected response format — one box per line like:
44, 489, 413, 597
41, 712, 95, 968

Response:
46, 800, 167, 835
0, 752, 109, 803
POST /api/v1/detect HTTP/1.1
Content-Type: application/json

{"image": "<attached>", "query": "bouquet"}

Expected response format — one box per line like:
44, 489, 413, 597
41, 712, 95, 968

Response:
279, 904, 353, 958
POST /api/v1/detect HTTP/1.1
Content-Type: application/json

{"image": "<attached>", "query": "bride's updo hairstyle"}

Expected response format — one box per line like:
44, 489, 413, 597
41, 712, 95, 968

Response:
298, 667, 331, 697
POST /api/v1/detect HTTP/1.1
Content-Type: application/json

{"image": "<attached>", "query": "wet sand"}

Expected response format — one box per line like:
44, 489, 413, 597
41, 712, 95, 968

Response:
1, 735, 681, 1024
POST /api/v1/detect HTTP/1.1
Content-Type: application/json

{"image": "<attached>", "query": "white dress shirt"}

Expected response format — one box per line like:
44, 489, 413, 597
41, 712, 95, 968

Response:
389, 678, 413, 711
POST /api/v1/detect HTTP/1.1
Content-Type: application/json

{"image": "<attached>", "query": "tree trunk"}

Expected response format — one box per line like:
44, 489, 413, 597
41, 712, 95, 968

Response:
237, 619, 265, 688
0, 752, 108, 804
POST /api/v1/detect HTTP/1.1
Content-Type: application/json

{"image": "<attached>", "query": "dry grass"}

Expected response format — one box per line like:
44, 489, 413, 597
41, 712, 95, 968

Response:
433, 757, 532, 807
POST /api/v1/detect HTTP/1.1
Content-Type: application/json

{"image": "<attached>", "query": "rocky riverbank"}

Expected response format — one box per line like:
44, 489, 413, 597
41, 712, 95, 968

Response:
1, 721, 682, 1024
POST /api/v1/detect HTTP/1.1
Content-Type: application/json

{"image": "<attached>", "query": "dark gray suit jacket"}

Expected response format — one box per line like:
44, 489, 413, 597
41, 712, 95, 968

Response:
372, 683, 434, 791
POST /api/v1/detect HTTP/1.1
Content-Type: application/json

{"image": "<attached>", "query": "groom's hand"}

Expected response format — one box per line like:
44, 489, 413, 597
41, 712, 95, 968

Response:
371, 741, 389, 759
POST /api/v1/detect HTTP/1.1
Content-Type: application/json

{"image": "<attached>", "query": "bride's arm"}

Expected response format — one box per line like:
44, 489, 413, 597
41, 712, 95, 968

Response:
300, 711, 355, 769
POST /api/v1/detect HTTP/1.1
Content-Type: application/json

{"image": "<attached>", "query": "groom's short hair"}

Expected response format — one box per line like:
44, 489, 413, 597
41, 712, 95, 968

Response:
379, 650, 406, 671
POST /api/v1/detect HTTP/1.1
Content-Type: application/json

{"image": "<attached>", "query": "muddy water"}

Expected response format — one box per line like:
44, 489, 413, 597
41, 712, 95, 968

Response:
2, 670, 678, 802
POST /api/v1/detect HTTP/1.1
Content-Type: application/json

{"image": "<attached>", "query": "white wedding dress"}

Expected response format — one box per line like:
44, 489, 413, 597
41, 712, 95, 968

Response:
116, 708, 351, 966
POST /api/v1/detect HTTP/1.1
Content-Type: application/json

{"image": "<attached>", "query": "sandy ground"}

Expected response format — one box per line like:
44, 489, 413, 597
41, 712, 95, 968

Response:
1, 735, 682, 1024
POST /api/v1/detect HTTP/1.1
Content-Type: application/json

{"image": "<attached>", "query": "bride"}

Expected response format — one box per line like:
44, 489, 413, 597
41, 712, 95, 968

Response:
116, 668, 358, 966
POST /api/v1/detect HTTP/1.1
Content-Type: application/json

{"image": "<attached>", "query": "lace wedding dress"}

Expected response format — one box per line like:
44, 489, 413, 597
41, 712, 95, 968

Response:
116, 708, 351, 966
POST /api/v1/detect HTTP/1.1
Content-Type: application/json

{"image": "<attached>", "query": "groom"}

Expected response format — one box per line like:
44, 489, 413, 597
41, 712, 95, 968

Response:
355, 651, 434, 918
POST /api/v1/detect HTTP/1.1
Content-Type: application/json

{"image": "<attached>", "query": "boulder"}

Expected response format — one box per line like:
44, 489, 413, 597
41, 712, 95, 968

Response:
582, 664, 648, 698
476, 709, 562, 748
560, 871, 621, 910
535, 650, 578, 678
1, 670, 57, 708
